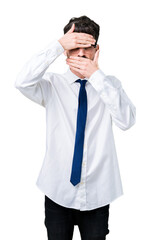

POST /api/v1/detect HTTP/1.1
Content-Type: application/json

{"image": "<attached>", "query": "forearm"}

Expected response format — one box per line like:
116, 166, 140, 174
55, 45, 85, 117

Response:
14, 40, 64, 107
88, 69, 136, 130
15, 40, 64, 88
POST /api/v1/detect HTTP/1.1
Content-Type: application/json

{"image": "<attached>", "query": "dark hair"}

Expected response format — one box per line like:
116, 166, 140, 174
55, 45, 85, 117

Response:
63, 15, 100, 47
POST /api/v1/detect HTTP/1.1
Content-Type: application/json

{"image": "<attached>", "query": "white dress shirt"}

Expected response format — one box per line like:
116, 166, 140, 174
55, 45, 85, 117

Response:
15, 39, 136, 211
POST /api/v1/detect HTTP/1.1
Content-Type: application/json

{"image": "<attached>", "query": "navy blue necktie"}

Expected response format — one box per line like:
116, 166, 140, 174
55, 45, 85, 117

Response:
70, 79, 88, 186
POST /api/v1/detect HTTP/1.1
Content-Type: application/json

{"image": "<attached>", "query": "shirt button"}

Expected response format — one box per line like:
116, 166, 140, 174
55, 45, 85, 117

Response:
80, 181, 83, 184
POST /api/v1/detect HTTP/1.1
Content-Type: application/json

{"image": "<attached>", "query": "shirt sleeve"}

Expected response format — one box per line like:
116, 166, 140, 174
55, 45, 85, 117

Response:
14, 40, 64, 107
88, 69, 136, 130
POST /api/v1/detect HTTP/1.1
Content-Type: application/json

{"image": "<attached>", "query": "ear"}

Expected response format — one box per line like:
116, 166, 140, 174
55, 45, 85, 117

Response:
93, 47, 100, 63
96, 44, 100, 51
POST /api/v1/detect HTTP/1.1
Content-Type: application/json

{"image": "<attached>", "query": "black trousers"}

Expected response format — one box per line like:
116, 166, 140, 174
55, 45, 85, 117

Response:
44, 195, 110, 240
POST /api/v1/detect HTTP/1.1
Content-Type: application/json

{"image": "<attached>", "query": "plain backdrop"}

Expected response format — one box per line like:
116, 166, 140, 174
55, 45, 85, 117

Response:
0, 0, 149, 239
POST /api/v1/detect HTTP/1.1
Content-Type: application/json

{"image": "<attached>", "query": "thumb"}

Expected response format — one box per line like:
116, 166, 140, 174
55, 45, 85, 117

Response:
67, 23, 75, 34
94, 49, 100, 63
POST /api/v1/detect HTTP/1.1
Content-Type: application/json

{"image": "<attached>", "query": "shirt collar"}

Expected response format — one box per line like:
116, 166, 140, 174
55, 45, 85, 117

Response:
63, 67, 89, 84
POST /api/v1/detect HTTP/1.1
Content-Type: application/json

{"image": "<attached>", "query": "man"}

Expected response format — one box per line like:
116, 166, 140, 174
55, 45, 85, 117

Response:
15, 16, 136, 240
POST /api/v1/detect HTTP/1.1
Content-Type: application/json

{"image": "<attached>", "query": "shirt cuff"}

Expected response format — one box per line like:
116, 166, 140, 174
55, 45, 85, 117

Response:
88, 69, 106, 92
41, 39, 65, 60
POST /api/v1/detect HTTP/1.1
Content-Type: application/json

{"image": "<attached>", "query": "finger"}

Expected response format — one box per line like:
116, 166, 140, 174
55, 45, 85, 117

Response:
75, 43, 93, 48
93, 50, 100, 63
69, 56, 89, 62
69, 66, 83, 74
66, 61, 84, 69
67, 59, 85, 65
76, 38, 96, 45
67, 23, 75, 34
70, 44, 91, 50
74, 32, 95, 39
74, 34, 96, 44
67, 60, 85, 69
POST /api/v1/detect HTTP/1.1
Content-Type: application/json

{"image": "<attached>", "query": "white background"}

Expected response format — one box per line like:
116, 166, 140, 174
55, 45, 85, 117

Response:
0, 0, 149, 239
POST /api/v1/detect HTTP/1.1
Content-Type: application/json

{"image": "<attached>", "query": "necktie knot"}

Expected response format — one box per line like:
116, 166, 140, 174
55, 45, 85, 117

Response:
75, 79, 87, 88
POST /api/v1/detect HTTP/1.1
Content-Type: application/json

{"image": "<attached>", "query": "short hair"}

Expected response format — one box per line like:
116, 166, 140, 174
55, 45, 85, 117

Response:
63, 15, 100, 47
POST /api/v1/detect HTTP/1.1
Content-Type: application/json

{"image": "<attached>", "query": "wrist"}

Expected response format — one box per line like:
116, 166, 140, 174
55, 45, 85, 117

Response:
58, 38, 65, 50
